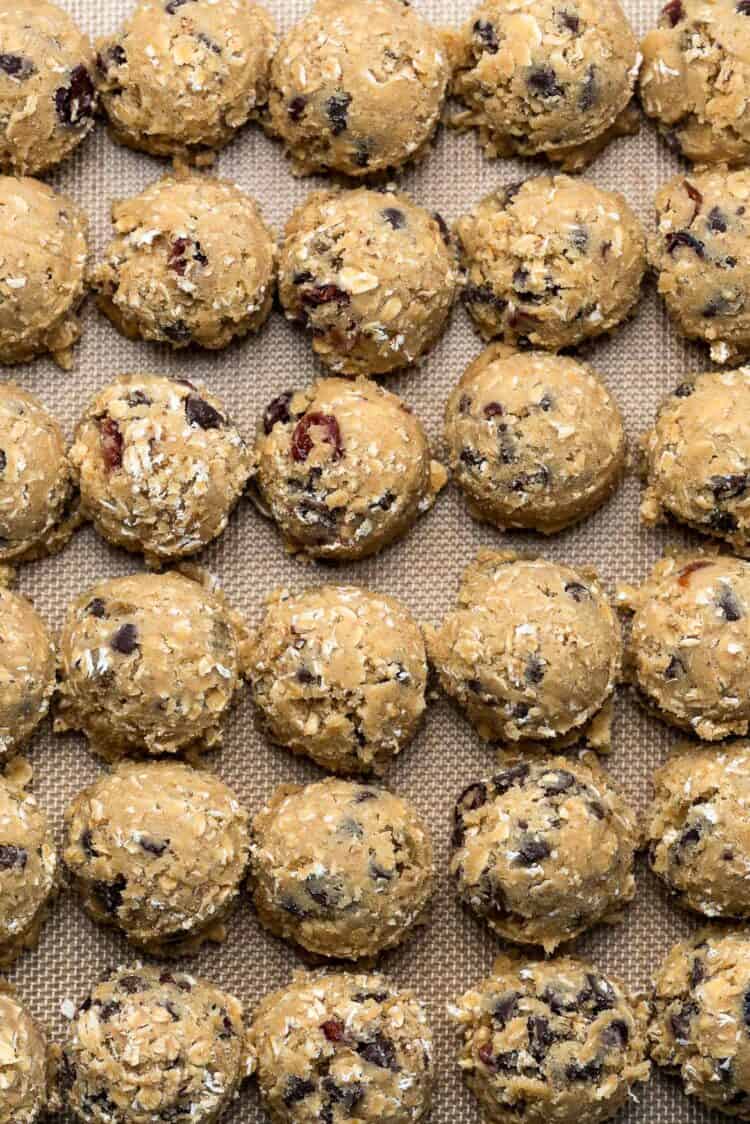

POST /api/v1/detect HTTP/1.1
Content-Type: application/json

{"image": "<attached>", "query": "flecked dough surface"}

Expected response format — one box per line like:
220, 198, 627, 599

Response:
450, 757, 638, 951
90, 173, 276, 352
0, 587, 55, 762
71, 374, 251, 566
248, 970, 435, 1124
445, 346, 626, 534
450, 954, 650, 1124
248, 584, 428, 776
0, 776, 57, 967
278, 188, 460, 376
250, 778, 435, 960
267, 0, 449, 177
426, 550, 621, 746
95, 0, 276, 161
55, 570, 248, 760
254, 378, 446, 560
455, 176, 646, 349
0, 985, 50, 1124
63, 761, 250, 954
60, 964, 249, 1124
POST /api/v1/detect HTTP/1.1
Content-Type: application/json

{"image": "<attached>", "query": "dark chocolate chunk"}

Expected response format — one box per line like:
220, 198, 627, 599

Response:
540, 769, 575, 794
527, 1015, 554, 1062
527, 65, 564, 98
139, 835, 168, 857
524, 654, 545, 684
565, 581, 590, 601
55, 65, 95, 127
382, 207, 406, 230
263, 391, 293, 434
81, 829, 99, 859
559, 10, 581, 32
473, 19, 499, 52
0, 844, 27, 870
664, 654, 686, 680
601, 1019, 629, 1049
671, 1000, 698, 1043
283, 1076, 315, 1105
717, 586, 743, 621
666, 230, 705, 256
288, 95, 307, 121
708, 206, 728, 233
674, 381, 694, 397
118, 974, 144, 993
87, 598, 107, 618
93, 874, 126, 914
111, 623, 139, 655
326, 92, 352, 135
493, 992, 520, 1026
185, 393, 223, 430
0, 54, 36, 79
710, 473, 748, 500
515, 837, 551, 866
579, 65, 597, 111
356, 1032, 398, 1070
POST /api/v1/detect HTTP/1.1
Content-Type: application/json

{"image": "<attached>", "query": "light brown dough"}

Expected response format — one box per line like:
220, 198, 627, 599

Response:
0, 586, 55, 762
0, 985, 51, 1124
0, 775, 57, 967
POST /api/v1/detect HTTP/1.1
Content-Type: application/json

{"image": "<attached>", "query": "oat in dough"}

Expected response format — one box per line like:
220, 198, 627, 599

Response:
267, 0, 448, 177
451, 953, 650, 1124
426, 551, 621, 746
248, 970, 434, 1124
0, 0, 96, 175
95, 0, 275, 161
456, 176, 646, 350
448, 0, 639, 172
55, 570, 248, 760
279, 189, 459, 376
250, 778, 434, 960
90, 173, 276, 351
60, 964, 248, 1124
255, 378, 446, 559
0, 776, 57, 966
71, 374, 251, 566
248, 585, 427, 776
0, 985, 51, 1124
63, 761, 250, 954
0, 587, 55, 762
445, 346, 626, 533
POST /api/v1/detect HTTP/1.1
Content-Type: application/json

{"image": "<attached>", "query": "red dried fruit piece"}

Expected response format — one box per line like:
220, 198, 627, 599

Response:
677, 559, 712, 587
100, 417, 124, 470
683, 180, 703, 222
321, 1019, 345, 1042
478, 1043, 497, 1069
291, 413, 344, 463
483, 402, 504, 419
169, 237, 208, 277
662, 0, 684, 23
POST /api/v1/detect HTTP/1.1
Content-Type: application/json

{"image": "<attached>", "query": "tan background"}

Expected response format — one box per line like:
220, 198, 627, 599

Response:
4, 0, 727, 1120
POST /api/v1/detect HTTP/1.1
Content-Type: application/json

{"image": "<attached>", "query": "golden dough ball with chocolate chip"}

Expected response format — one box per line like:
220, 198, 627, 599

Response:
0, 985, 51, 1124
0, 587, 55, 762
0, 777, 57, 967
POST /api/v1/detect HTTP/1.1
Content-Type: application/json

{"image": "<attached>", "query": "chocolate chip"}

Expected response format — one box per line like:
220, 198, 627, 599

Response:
664, 654, 685, 679
510, 468, 550, 492
0, 845, 27, 870
492, 764, 530, 794
559, 10, 581, 32
456, 782, 488, 816
98, 1000, 121, 1022
565, 581, 590, 601
218, 1010, 235, 1039
321, 1019, 345, 1042
305, 873, 341, 908
382, 207, 406, 230
666, 230, 705, 256
288, 95, 307, 121
570, 225, 589, 252
356, 1032, 398, 1070
55, 65, 95, 126
373, 490, 396, 511
81, 829, 99, 858
87, 598, 106, 618
162, 320, 192, 344
100, 417, 123, 470
165, 0, 191, 9
473, 19, 499, 52
515, 837, 550, 866
462, 283, 507, 311
185, 393, 223, 430
0, 54, 35, 79
111, 623, 138, 654
691, 957, 705, 987
354, 789, 378, 804
703, 293, 737, 318
300, 283, 351, 308
540, 769, 575, 794
601, 1019, 629, 1049
738, 0, 750, 13
589, 800, 605, 819
709, 509, 739, 533
527, 1015, 554, 1062
291, 412, 344, 463
567, 1059, 602, 1081
280, 895, 307, 918
354, 140, 371, 167
707, 206, 728, 233
93, 875, 126, 914
525, 654, 545, 684
710, 473, 748, 500
718, 586, 743, 621
353, 990, 389, 1004
584, 973, 616, 1013
263, 391, 293, 435
59, 1051, 77, 1093
295, 667, 320, 685
674, 381, 694, 397
283, 1076, 315, 1105
326, 92, 352, 135
460, 447, 485, 469
369, 861, 394, 881
118, 974, 144, 993
493, 992, 520, 1026
139, 835, 168, 856
662, 0, 684, 22
671, 1000, 697, 1043
98, 45, 126, 71
528, 65, 563, 98
433, 212, 451, 244
579, 65, 597, 111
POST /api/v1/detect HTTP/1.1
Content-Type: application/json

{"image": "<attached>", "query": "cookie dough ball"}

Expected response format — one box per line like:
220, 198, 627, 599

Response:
0, 588, 55, 761
250, 778, 434, 959
451, 955, 650, 1123
0, 176, 87, 369
426, 551, 621, 746
279, 189, 459, 376
451, 758, 637, 950
255, 378, 446, 559
620, 554, 750, 740
268, 0, 448, 178
63, 761, 250, 954
90, 173, 275, 352
449, 0, 639, 171
249, 971, 434, 1124
55, 571, 248, 760
446, 347, 626, 534
0, 777, 57, 966
60, 965, 248, 1124
0, 0, 96, 176
456, 177, 646, 349
95, 0, 275, 161
0, 986, 50, 1124
71, 374, 251, 565
248, 585, 427, 776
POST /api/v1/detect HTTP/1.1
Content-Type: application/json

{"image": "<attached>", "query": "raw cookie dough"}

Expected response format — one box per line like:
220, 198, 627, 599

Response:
0, 0, 96, 175
248, 585, 428, 776
254, 378, 446, 559
0, 776, 57, 966
71, 374, 251, 566
445, 346, 626, 533
90, 173, 276, 352
0, 985, 51, 1124
248, 970, 434, 1124
650, 929, 750, 1117
63, 761, 250, 954
649, 169, 750, 365
60, 964, 248, 1124
456, 176, 646, 350
267, 0, 449, 178
95, 0, 276, 161
0, 175, 87, 369
450, 954, 650, 1124
250, 778, 434, 959
55, 570, 248, 760
450, 757, 638, 951
619, 553, 750, 740
448, 0, 640, 171
278, 188, 460, 376
426, 551, 621, 746
0, 587, 55, 761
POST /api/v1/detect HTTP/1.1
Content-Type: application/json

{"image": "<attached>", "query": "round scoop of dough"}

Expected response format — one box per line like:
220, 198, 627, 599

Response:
60, 965, 247, 1124
0, 588, 55, 761
250, 778, 434, 959
95, 0, 275, 161
255, 378, 446, 559
268, 0, 448, 177
63, 761, 250, 954
446, 347, 626, 533
456, 176, 646, 350
71, 374, 251, 565
0, 986, 50, 1124
90, 173, 276, 351
0, 175, 87, 369
248, 585, 427, 776
55, 571, 247, 760
0, 0, 96, 175
249, 971, 434, 1124
0, 777, 57, 966
279, 188, 459, 376
426, 551, 621, 746
451, 955, 650, 1124
449, 0, 638, 171
450, 758, 637, 951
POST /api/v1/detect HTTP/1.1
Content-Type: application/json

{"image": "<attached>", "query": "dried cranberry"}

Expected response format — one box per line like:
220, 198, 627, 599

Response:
484, 401, 504, 418
168, 237, 207, 275
677, 559, 712, 586
662, 0, 684, 22
0, 845, 27, 870
478, 1043, 497, 1069
321, 1019, 345, 1042
111, 623, 139, 654
288, 95, 307, 121
100, 417, 124, 470
528, 66, 564, 99
473, 19, 499, 52
291, 412, 344, 463
300, 283, 350, 308
55, 65, 95, 127
185, 393, 223, 430
326, 92, 351, 135
666, 230, 705, 256
0, 54, 35, 79
263, 391, 293, 434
